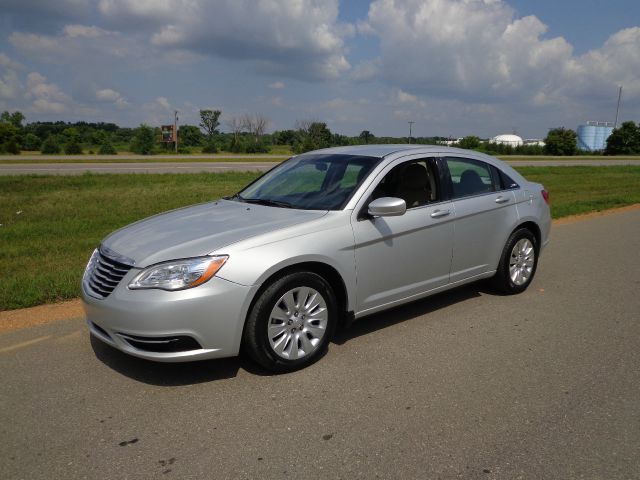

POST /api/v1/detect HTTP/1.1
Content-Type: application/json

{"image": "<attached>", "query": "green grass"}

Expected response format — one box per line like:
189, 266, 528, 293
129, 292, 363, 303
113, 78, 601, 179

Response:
1, 166, 639, 311
0, 172, 259, 310
514, 166, 640, 218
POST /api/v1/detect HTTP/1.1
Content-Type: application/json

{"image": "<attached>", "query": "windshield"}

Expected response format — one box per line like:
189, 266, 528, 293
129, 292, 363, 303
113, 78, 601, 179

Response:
233, 154, 381, 210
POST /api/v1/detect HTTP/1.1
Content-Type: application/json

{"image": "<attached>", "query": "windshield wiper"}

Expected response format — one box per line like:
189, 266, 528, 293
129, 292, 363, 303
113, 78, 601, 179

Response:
224, 193, 245, 202
242, 198, 294, 209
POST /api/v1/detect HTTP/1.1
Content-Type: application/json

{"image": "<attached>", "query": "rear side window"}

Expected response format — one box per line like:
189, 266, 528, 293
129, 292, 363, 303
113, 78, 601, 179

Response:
499, 169, 519, 190
444, 157, 493, 199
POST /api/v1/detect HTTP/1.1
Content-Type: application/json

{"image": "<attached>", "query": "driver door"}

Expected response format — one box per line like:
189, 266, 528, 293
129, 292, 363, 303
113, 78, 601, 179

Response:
350, 157, 454, 314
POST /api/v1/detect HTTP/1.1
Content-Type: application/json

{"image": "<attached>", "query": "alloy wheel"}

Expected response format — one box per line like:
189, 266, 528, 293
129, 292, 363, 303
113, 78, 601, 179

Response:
267, 286, 329, 360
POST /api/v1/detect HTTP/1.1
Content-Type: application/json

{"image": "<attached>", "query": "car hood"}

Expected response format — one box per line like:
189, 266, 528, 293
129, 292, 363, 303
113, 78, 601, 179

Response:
102, 199, 328, 267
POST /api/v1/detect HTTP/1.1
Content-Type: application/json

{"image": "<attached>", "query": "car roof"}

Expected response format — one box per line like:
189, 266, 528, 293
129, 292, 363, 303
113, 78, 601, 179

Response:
302, 144, 528, 186
306, 144, 490, 159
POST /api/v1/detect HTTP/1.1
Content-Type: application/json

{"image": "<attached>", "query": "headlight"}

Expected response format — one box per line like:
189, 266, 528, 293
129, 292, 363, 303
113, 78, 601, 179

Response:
128, 256, 228, 291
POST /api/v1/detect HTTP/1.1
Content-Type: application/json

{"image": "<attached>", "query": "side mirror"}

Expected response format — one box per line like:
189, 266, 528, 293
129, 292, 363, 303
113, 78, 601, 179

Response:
368, 197, 406, 217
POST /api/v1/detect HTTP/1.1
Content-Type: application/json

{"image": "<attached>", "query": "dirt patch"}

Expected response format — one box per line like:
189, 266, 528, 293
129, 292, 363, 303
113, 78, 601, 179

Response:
553, 203, 640, 225
0, 299, 84, 334
2, 203, 639, 333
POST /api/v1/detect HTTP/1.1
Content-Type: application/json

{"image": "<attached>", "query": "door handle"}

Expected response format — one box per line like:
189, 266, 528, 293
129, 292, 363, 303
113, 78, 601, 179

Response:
495, 196, 510, 204
430, 209, 451, 218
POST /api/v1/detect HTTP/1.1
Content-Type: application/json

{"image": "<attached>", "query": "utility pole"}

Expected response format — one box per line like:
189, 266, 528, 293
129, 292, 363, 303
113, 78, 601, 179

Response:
614, 86, 622, 129
408, 121, 414, 144
174, 110, 179, 153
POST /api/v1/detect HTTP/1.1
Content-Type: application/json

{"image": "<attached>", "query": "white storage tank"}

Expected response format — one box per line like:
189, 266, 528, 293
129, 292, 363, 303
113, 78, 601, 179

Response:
491, 134, 523, 147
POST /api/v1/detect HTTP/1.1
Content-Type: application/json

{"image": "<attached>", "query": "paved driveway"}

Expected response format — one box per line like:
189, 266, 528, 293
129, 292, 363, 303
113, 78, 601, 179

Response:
2, 209, 639, 479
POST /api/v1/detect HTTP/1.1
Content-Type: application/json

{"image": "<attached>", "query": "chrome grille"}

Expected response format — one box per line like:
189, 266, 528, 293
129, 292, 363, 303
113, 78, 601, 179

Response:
86, 249, 133, 298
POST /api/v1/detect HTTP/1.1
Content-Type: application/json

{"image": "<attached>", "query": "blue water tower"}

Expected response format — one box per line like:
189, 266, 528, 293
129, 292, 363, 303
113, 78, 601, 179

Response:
577, 121, 614, 151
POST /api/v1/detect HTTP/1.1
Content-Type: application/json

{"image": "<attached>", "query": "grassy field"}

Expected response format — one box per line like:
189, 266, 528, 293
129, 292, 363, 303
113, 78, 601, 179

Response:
1, 166, 639, 311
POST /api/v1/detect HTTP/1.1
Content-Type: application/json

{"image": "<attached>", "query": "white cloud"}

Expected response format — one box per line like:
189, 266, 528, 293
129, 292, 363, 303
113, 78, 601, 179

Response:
155, 96, 171, 110
269, 81, 285, 89
98, 0, 352, 80
0, 54, 24, 101
63, 24, 117, 38
25, 72, 71, 113
394, 89, 418, 104
0, 70, 22, 101
95, 88, 129, 108
362, 0, 640, 108
567, 27, 640, 99
350, 59, 380, 82
0, 53, 24, 71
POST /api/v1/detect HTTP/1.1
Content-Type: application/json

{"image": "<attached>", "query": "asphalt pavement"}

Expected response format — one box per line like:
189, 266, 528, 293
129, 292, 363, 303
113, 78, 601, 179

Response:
1, 158, 640, 175
2, 209, 640, 479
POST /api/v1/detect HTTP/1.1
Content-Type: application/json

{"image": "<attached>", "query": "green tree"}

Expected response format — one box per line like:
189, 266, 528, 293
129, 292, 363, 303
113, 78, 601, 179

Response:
458, 136, 481, 149
273, 129, 297, 146
0, 110, 25, 128
202, 141, 218, 153
294, 120, 332, 153
130, 124, 156, 155
65, 140, 82, 154
178, 125, 204, 147
40, 135, 61, 154
0, 123, 20, 153
359, 130, 374, 144
605, 121, 640, 155
199, 110, 221, 152
91, 130, 108, 146
199, 110, 221, 138
23, 133, 41, 151
98, 141, 117, 155
544, 128, 577, 156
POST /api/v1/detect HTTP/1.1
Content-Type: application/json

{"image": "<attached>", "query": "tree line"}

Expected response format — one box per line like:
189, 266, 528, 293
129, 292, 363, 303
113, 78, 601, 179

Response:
1, 109, 638, 156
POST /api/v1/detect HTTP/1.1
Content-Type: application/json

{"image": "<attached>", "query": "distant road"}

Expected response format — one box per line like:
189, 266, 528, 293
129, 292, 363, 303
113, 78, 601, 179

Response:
0, 161, 279, 175
1, 158, 640, 175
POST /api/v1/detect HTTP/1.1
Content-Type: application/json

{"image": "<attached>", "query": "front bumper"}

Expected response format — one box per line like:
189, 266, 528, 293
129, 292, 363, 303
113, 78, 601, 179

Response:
82, 271, 257, 362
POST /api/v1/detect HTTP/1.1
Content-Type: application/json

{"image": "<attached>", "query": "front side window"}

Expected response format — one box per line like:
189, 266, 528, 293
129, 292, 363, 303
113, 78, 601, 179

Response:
235, 154, 380, 210
444, 157, 493, 199
370, 159, 439, 209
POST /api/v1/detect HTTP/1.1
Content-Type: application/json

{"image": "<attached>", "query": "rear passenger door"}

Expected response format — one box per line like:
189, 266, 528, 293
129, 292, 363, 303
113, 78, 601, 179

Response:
442, 156, 519, 282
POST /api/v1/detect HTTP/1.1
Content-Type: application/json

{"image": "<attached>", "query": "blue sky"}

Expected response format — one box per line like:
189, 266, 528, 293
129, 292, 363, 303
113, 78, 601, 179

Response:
1, 0, 638, 139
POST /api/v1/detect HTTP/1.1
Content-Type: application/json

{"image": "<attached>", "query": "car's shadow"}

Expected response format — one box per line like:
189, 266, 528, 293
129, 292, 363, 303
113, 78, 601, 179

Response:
91, 283, 492, 386
333, 283, 489, 345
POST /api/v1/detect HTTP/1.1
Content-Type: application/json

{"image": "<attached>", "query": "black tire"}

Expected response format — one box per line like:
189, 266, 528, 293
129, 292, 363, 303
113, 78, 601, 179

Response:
243, 271, 337, 373
492, 228, 539, 295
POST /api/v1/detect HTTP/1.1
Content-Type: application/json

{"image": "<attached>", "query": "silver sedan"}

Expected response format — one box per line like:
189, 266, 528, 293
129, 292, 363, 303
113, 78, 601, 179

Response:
82, 145, 551, 372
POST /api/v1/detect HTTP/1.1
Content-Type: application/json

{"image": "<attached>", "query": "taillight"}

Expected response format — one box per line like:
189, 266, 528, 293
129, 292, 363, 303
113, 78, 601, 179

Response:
541, 189, 549, 204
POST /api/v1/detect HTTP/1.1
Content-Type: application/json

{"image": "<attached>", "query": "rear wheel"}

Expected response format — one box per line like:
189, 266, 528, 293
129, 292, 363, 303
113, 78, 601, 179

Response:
492, 228, 538, 294
243, 272, 337, 372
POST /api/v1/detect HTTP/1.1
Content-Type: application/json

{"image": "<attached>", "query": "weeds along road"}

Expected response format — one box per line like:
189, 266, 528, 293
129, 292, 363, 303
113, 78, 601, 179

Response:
1, 158, 640, 175
2, 209, 640, 479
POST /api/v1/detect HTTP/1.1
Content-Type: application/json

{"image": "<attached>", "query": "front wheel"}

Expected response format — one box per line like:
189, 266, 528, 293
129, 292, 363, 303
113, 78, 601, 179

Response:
243, 272, 337, 373
492, 228, 539, 294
